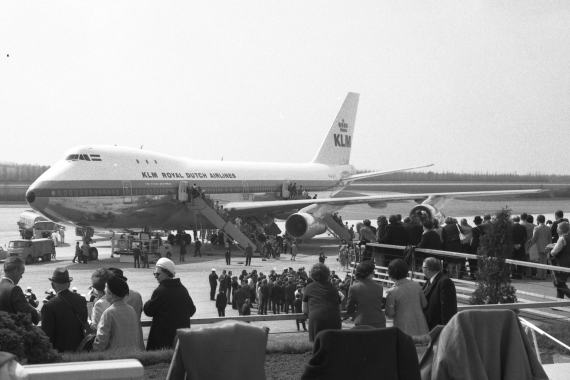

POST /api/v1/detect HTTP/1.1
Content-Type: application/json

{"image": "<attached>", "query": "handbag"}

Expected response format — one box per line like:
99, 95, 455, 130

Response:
58, 294, 91, 350
77, 333, 96, 352
457, 224, 467, 241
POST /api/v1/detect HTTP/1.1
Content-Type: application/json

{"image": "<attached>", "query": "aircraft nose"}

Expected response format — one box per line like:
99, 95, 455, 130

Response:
26, 190, 36, 204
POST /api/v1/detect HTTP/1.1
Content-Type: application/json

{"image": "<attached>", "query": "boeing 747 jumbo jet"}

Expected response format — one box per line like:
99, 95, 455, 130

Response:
26, 93, 543, 246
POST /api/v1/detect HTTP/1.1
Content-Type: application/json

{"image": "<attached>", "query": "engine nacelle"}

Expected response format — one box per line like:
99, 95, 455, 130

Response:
285, 213, 327, 241
410, 204, 440, 220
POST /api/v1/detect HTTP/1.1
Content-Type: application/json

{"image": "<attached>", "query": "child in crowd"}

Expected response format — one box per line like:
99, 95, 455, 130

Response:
242, 299, 251, 318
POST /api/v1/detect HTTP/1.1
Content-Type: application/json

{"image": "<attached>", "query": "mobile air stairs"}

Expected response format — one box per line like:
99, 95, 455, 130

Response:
322, 214, 352, 241
179, 186, 258, 253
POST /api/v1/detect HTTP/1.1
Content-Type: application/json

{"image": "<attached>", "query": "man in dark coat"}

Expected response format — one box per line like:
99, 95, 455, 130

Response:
378, 215, 409, 261
41, 268, 88, 352
144, 258, 196, 350
441, 217, 464, 278
404, 214, 424, 245
270, 281, 284, 314
245, 243, 253, 266
133, 245, 141, 268
469, 216, 485, 279
234, 285, 246, 315
0, 257, 40, 324
284, 280, 296, 314
422, 257, 457, 330
552, 210, 569, 243
417, 220, 442, 267
209, 269, 218, 301
511, 216, 528, 279
258, 279, 269, 315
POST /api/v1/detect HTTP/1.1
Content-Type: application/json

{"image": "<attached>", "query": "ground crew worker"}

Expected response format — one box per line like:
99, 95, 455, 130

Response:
133, 245, 141, 268
73, 242, 82, 263
143, 246, 149, 268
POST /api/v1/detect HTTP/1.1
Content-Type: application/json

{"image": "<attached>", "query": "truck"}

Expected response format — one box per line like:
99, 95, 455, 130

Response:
17, 210, 58, 239
8, 239, 55, 264
113, 232, 172, 263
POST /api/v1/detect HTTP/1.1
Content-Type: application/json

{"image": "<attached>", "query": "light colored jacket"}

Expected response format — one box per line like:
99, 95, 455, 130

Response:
385, 278, 429, 336
93, 299, 145, 352
528, 223, 552, 253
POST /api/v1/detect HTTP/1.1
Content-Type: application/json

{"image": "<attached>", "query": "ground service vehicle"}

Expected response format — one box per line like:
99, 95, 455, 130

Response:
0, 246, 7, 260
17, 210, 58, 239
114, 233, 172, 263
8, 239, 54, 264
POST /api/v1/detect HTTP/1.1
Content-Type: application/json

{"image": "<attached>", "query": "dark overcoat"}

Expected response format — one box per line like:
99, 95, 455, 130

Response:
143, 278, 196, 350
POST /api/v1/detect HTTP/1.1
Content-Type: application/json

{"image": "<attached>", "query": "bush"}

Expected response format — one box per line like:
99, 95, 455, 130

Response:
0, 311, 60, 364
469, 207, 518, 305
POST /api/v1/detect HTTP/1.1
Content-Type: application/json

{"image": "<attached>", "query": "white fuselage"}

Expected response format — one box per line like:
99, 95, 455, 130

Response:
26, 145, 355, 230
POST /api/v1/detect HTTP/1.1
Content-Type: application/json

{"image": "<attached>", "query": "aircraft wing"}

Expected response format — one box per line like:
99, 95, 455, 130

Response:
342, 164, 434, 182
224, 189, 547, 216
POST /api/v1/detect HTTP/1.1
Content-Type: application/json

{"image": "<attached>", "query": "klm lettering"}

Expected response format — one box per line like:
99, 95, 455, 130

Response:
334, 134, 351, 148
209, 173, 237, 179
141, 172, 158, 178
161, 172, 184, 179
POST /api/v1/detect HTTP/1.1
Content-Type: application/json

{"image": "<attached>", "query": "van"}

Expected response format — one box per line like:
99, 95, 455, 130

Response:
8, 239, 54, 264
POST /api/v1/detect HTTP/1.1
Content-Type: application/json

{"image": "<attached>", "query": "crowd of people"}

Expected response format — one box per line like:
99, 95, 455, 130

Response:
0, 256, 195, 353
3, 207, 569, 358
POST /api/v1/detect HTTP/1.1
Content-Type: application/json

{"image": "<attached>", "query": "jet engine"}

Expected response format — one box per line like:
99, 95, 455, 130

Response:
409, 204, 439, 220
285, 213, 327, 241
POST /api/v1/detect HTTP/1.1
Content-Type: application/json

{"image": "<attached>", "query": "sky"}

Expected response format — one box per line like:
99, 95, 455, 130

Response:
1, 1, 569, 174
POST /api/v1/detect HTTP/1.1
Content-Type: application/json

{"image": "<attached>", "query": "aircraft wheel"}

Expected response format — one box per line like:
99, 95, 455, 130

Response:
166, 252, 171, 259
25, 255, 33, 265
89, 247, 98, 260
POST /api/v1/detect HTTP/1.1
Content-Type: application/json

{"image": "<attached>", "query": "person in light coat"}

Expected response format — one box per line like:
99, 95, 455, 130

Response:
385, 259, 429, 336
93, 276, 144, 351
528, 215, 553, 280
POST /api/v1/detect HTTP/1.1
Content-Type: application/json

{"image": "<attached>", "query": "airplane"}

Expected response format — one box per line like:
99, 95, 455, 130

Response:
25, 92, 544, 245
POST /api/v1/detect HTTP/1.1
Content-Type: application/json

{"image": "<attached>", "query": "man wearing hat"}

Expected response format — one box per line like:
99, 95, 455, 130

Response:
108, 268, 143, 318
469, 216, 485, 279
144, 258, 196, 350
93, 276, 145, 351
209, 269, 218, 301
0, 257, 40, 324
41, 268, 88, 352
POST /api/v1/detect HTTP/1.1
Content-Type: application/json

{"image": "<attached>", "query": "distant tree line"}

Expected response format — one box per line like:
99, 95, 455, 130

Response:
356, 170, 570, 183
0, 162, 50, 182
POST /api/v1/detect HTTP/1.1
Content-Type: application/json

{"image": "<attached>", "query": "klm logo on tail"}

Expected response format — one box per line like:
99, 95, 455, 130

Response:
334, 119, 351, 147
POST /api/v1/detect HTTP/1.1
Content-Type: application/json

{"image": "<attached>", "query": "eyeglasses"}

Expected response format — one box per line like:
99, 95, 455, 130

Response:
421, 267, 428, 270
153, 272, 162, 277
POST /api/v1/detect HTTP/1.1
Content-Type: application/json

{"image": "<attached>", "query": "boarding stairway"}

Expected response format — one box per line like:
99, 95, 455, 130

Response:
189, 197, 257, 252
323, 214, 352, 241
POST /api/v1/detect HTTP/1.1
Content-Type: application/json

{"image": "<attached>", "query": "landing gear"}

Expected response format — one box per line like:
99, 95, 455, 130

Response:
89, 247, 98, 260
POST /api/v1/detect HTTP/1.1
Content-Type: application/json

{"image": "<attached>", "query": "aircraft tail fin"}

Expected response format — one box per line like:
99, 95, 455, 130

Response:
312, 92, 359, 166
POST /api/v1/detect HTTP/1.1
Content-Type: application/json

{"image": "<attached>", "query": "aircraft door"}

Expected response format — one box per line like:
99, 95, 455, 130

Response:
242, 180, 249, 200
178, 181, 189, 202
122, 181, 132, 204
282, 180, 291, 199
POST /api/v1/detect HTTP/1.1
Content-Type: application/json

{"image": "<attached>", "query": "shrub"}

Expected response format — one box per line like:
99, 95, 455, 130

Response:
469, 207, 518, 305
0, 311, 60, 364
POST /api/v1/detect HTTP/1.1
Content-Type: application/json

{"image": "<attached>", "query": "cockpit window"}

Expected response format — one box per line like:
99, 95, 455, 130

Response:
65, 154, 101, 161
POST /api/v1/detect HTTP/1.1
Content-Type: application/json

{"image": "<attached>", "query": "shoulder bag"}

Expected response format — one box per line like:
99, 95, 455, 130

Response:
456, 224, 467, 241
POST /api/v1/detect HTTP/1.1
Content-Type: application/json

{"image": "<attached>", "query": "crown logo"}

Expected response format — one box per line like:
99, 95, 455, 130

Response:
338, 119, 348, 132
